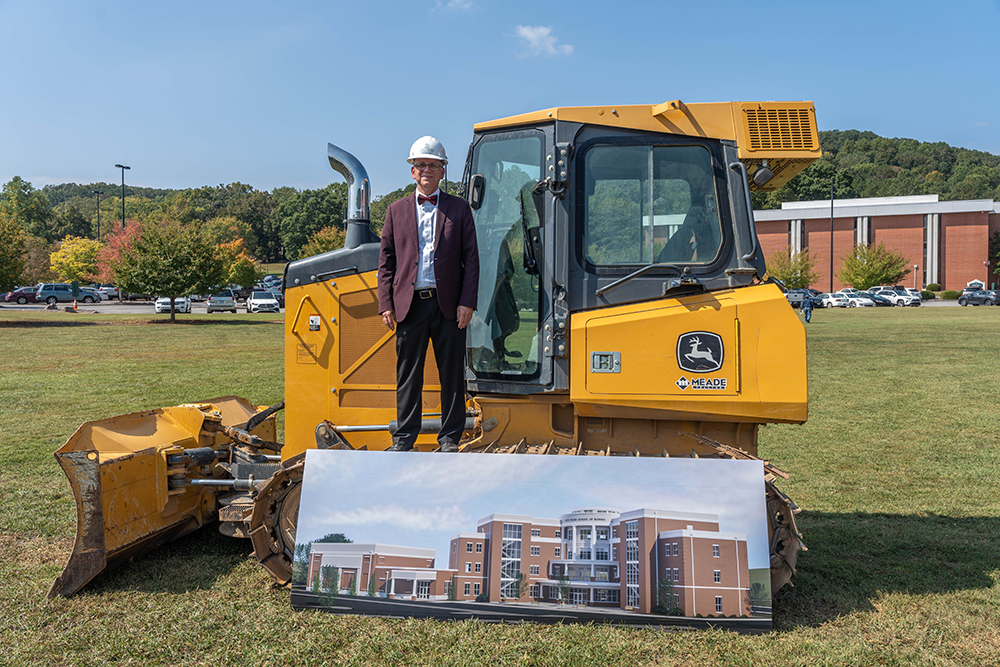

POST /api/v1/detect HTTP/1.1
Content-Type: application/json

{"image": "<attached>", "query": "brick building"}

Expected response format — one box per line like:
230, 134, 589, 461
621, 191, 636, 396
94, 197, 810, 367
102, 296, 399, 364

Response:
754, 195, 1000, 291
306, 543, 455, 600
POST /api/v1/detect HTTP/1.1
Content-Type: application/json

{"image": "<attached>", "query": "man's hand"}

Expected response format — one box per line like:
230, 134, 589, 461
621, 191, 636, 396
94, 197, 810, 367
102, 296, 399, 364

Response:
456, 306, 473, 329
381, 309, 396, 331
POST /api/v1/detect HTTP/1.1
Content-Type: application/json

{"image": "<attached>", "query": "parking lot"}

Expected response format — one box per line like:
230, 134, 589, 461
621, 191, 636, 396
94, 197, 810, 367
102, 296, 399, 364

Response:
0, 301, 283, 315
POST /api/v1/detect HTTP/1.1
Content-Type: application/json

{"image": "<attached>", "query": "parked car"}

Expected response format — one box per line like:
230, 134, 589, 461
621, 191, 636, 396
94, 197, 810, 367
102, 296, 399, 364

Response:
77, 286, 105, 303
267, 287, 284, 308
246, 290, 280, 314
816, 292, 850, 308
835, 292, 874, 307
4, 286, 39, 304
873, 289, 920, 307
207, 289, 237, 313
785, 289, 812, 307
96, 284, 119, 299
154, 296, 192, 314
36, 283, 77, 305
958, 290, 999, 306
858, 291, 893, 307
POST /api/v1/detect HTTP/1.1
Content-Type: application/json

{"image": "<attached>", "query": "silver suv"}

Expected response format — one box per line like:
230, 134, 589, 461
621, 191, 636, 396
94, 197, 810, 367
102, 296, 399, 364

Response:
206, 289, 237, 313
36, 283, 76, 305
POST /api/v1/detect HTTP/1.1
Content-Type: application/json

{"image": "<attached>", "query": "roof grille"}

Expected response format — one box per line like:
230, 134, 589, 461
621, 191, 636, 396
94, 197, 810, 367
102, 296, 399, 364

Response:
744, 108, 816, 150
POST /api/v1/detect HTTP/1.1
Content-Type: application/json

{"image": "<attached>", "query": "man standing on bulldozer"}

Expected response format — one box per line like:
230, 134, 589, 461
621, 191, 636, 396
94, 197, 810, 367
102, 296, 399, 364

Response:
378, 136, 479, 452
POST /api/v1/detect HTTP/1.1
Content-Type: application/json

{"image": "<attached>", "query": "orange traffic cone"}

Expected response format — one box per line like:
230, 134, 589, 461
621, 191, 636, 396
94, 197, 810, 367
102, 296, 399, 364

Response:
73, 299, 78, 309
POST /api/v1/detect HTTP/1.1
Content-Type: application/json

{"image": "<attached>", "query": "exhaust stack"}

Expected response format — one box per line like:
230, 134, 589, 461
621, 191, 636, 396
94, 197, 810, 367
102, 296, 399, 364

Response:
327, 143, 379, 249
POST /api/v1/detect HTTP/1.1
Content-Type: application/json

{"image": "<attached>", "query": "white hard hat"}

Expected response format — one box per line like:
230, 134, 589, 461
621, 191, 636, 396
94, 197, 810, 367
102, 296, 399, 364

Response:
407, 136, 448, 165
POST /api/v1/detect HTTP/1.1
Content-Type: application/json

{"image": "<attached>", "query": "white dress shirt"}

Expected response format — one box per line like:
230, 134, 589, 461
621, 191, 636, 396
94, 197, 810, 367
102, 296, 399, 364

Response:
414, 188, 440, 290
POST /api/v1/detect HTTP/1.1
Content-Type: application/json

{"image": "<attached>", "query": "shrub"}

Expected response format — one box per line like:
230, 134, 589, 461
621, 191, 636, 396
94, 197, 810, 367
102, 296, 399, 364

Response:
941, 290, 960, 300
926, 283, 941, 291
920, 290, 936, 300
475, 592, 489, 602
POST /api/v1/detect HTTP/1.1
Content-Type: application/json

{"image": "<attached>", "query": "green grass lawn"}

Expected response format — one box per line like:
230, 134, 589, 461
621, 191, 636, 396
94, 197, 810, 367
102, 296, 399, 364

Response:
1, 306, 999, 666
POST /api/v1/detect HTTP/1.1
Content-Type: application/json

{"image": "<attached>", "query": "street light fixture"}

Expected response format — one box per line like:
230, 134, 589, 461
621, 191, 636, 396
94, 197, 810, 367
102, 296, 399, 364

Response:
92, 190, 102, 240
114, 164, 130, 232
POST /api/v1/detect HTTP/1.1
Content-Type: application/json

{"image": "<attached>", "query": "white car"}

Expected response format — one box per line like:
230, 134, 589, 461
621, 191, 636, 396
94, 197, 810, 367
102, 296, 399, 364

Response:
154, 296, 192, 314
817, 292, 850, 308
78, 286, 106, 303
875, 289, 920, 307
207, 290, 237, 313
835, 292, 874, 307
246, 290, 280, 314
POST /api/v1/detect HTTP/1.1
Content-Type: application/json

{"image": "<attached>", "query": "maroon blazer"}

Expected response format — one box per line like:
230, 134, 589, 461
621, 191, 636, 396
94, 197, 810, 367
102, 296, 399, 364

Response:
378, 191, 479, 322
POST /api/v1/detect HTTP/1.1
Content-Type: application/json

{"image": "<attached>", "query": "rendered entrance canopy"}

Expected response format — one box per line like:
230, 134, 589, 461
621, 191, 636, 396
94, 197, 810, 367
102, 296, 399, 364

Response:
291, 450, 773, 631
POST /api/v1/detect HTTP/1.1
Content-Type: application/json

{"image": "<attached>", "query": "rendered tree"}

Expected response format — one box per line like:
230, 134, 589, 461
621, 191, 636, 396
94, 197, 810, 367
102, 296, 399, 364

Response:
368, 573, 378, 597
320, 565, 339, 594
447, 575, 457, 601
292, 543, 311, 587
555, 574, 570, 604
835, 242, 912, 290
765, 246, 821, 289
515, 572, 528, 600
50, 236, 104, 283
348, 573, 358, 597
0, 213, 26, 291
111, 221, 226, 321
657, 578, 677, 615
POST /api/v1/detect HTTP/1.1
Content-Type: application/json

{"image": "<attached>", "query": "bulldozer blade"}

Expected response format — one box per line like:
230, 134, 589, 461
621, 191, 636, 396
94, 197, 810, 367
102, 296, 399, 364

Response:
49, 396, 274, 598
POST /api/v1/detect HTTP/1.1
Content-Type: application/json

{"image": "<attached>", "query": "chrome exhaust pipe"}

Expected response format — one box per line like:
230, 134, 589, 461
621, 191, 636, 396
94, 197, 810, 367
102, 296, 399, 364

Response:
327, 143, 378, 249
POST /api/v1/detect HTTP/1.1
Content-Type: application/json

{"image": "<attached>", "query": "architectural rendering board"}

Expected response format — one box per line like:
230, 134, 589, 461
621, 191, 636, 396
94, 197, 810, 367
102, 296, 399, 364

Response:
291, 450, 772, 631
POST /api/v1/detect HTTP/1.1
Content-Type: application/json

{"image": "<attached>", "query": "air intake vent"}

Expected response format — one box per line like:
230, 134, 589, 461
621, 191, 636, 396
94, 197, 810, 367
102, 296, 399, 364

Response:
743, 107, 816, 151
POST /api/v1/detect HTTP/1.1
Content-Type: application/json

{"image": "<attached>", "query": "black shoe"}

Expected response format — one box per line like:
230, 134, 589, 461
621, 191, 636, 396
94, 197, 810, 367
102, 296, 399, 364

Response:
388, 443, 413, 452
438, 442, 459, 453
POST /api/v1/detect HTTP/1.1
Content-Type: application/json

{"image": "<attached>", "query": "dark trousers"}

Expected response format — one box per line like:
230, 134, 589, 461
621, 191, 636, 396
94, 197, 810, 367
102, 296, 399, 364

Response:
394, 293, 467, 449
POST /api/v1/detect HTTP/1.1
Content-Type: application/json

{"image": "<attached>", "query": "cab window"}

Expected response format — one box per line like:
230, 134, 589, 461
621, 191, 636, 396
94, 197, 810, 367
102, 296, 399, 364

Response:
583, 145, 721, 267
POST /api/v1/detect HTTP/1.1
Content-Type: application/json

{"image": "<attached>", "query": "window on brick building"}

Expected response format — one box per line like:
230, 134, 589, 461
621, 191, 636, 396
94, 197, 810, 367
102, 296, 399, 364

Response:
530, 546, 540, 556
467, 542, 473, 552
474, 583, 481, 595
716, 596, 723, 613
673, 543, 678, 556
673, 568, 679, 582
554, 547, 561, 558
476, 543, 483, 553
530, 565, 540, 575
712, 544, 720, 557
475, 562, 481, 573
466, 562, 471, 572
464, 582, 470, 595
714, 570, 721, 583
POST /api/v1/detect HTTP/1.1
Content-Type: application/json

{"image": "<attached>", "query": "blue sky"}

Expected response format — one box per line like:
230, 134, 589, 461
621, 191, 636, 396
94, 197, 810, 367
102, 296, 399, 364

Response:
296, 450, 771, 570
2, 0, 998, 197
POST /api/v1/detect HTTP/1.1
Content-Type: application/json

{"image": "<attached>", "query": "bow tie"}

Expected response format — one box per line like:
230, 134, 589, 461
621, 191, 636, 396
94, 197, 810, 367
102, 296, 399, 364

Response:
418, 194, 438, 206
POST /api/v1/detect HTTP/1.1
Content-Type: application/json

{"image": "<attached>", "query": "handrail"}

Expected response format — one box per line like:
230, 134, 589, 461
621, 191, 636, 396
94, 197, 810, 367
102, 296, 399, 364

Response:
729, 161, 760, 262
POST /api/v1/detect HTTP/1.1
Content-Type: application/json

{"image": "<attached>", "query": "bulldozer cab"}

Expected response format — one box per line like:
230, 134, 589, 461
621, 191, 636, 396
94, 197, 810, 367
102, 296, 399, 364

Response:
462, 109, 776, 396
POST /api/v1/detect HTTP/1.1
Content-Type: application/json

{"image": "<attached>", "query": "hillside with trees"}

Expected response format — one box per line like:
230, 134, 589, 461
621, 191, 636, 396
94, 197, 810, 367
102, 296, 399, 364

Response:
753, 130, 1000, 210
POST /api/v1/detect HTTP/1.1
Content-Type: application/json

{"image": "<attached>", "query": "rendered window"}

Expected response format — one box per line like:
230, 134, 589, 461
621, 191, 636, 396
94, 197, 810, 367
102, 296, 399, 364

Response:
595, 548, 609, 561
578, 527, 592, 540
583, 144, 721, 267
714, 570, 721, 583
716, 596, 723, 613
474, 583, 481, 595
713, 544, 720, 557
476, 543, 483, 553
531, 529, 541, 537
467, 542, 473, 552
466, 562, 471, 572
554, 547, 561, 558
579, 549, 591, 560
530, 584, 539, 597
673, 568, 679, 582
475, 562, 481, 573
464, 582, 470, 595
530, 546, 540, 556
673, 543, 678, 556
530, 565, 540, 575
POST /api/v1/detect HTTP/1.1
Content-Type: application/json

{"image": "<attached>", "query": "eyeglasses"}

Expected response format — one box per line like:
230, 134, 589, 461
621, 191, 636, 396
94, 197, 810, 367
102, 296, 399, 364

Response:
412, 163, 442, 171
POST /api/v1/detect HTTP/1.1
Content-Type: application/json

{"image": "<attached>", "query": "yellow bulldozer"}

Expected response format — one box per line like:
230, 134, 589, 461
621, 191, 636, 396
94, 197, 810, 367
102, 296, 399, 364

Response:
50, 98, 821, 600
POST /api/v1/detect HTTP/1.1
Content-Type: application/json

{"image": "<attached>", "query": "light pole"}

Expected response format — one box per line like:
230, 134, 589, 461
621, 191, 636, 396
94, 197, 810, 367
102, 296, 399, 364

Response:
114, 164, 130, 232
985, 260, 991, 289
829, 176, 834, 292
914, 265, 918, 290
92, 190, 102, 240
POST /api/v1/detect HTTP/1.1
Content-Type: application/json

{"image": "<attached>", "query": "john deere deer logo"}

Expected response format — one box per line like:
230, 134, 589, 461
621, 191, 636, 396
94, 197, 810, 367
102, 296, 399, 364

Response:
676, 332, 724, 373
